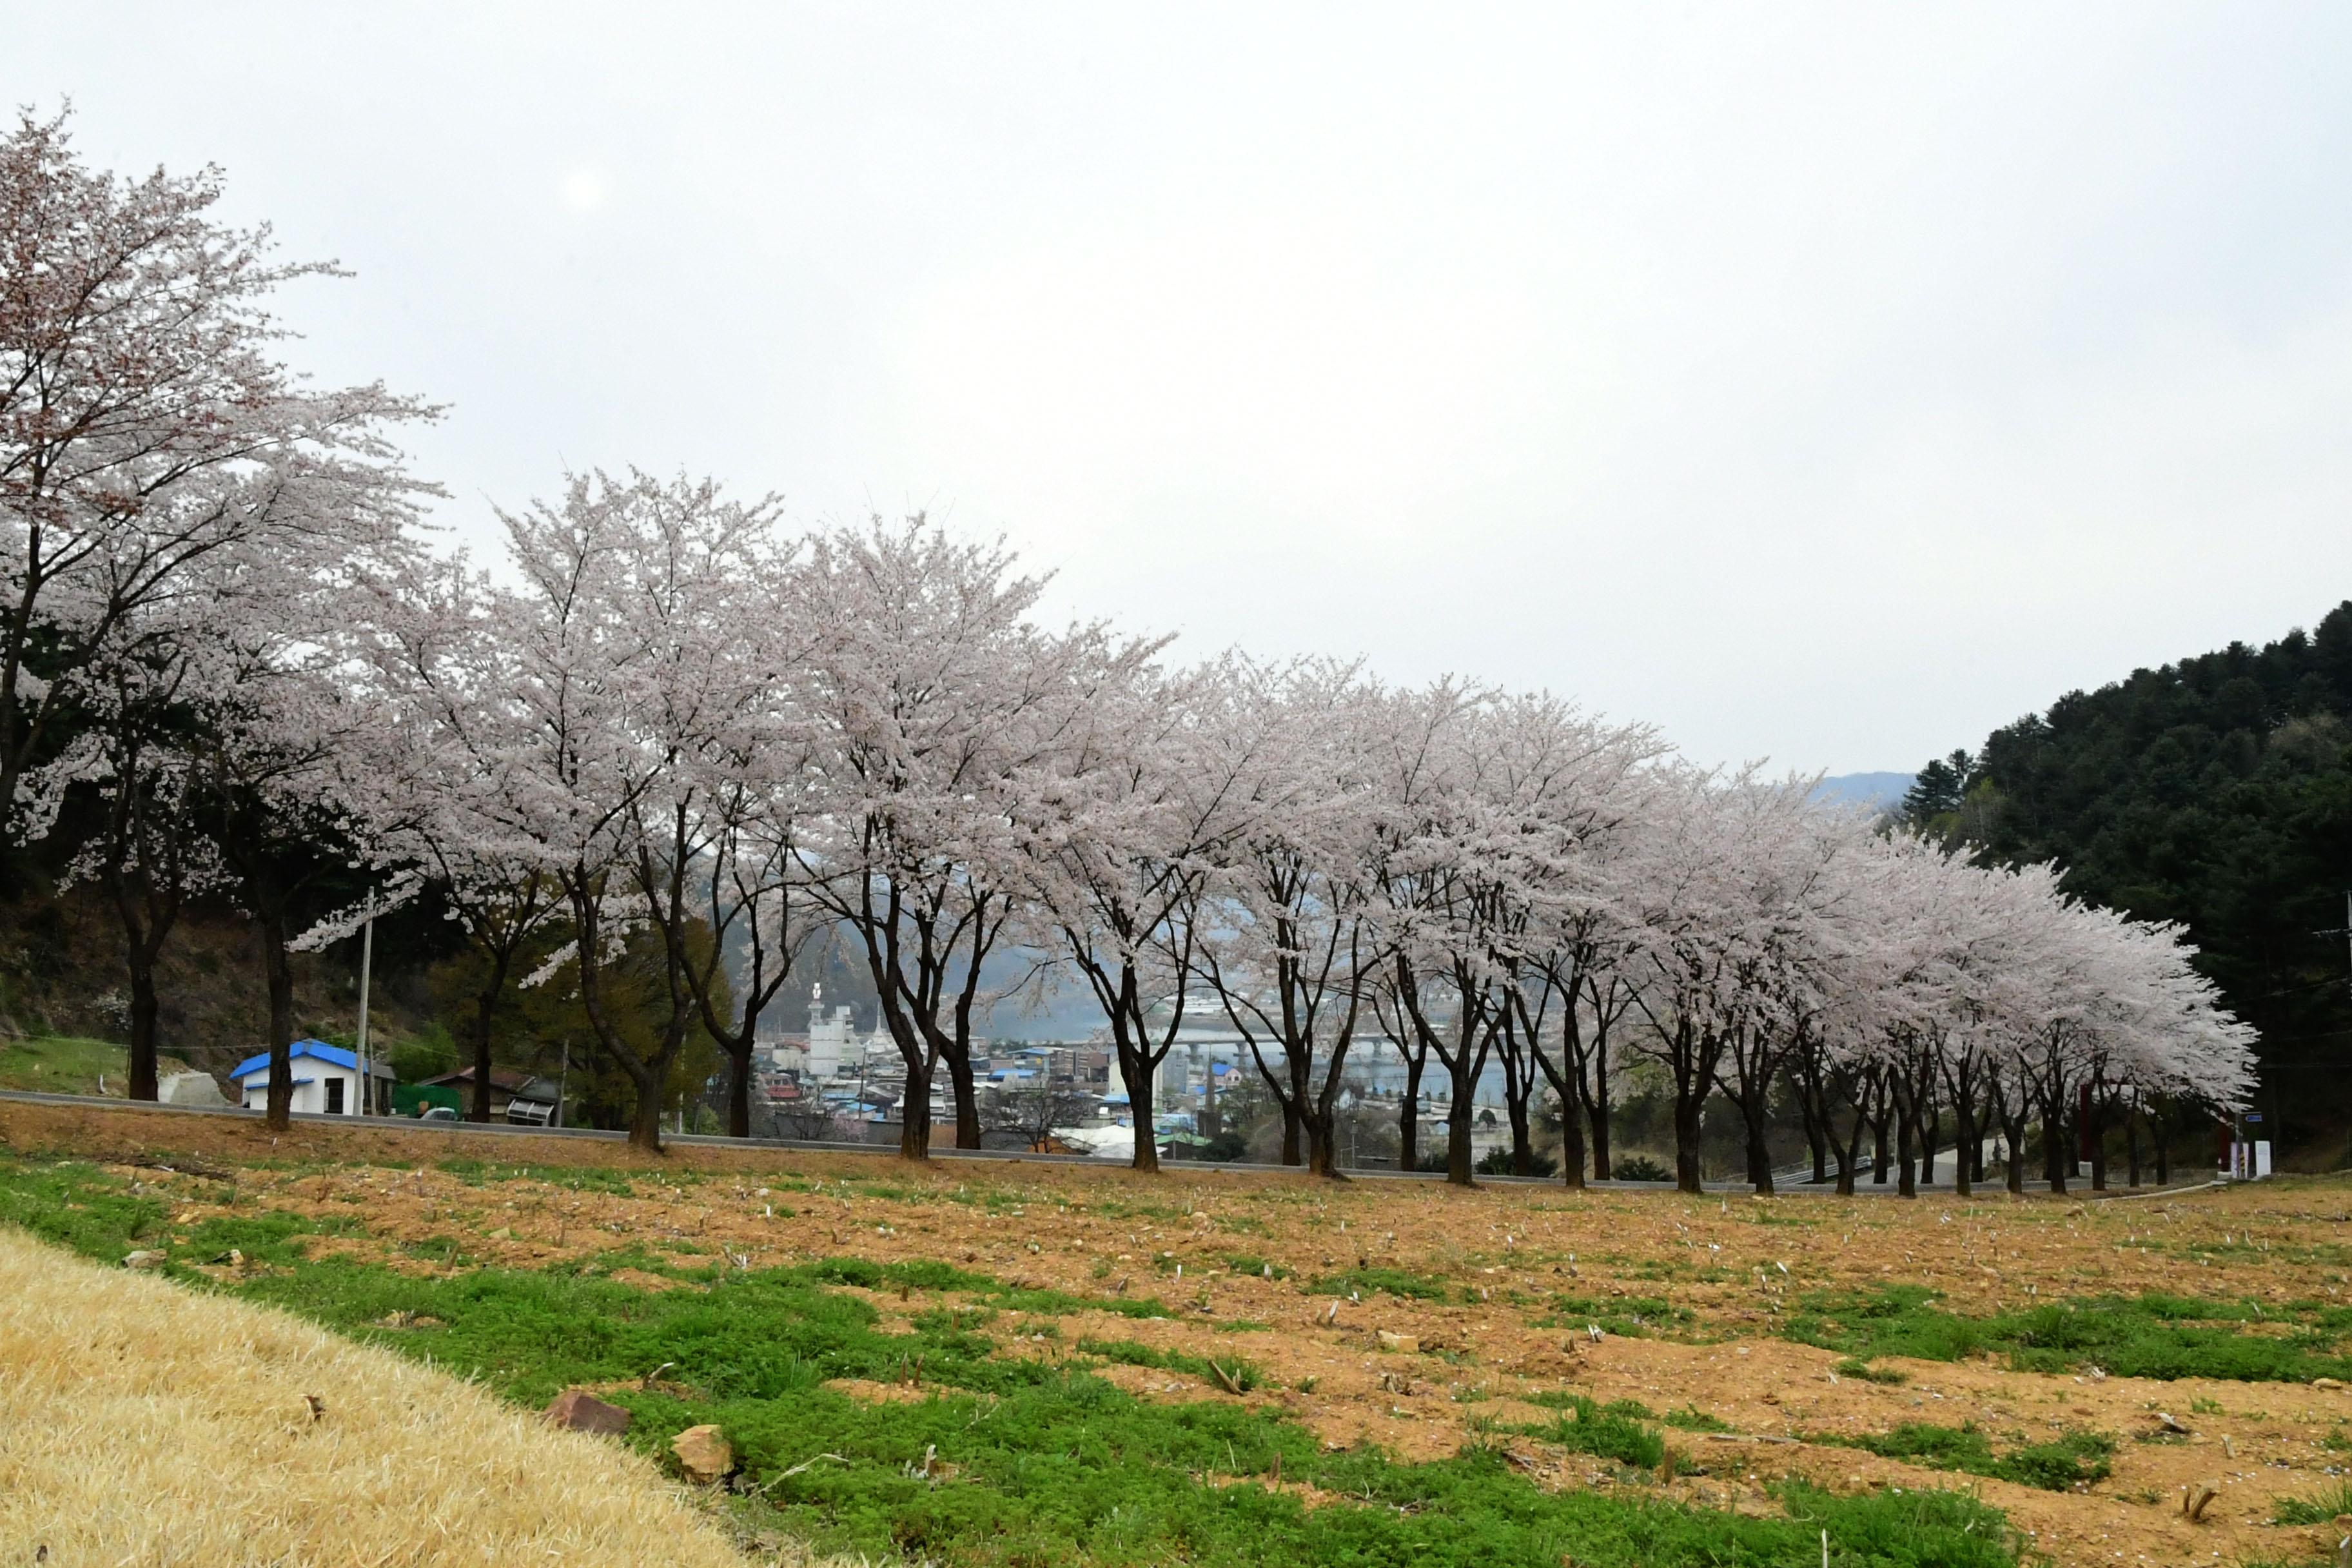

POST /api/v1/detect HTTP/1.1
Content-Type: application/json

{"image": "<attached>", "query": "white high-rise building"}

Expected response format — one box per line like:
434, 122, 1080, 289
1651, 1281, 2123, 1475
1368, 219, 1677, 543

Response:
807, 1000, 860, 1079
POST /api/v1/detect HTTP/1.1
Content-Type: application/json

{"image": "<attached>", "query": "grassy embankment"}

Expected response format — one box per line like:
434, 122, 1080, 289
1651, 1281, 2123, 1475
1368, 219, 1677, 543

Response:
0, 1215, 814, 1567
0, 1034, 197, 1096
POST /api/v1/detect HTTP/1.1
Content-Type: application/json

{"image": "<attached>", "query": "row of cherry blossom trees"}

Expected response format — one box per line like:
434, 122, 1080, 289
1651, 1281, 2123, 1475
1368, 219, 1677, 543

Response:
322, 484, 2272, 1183
3, 111, 2257, 1183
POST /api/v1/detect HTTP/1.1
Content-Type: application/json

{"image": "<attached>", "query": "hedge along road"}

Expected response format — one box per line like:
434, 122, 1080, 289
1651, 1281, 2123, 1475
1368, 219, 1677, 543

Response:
0, 1089, 2220, 1198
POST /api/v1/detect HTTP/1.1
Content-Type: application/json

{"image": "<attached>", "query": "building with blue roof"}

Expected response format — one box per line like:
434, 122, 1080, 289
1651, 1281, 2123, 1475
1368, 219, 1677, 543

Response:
228, 1041, 395, 1117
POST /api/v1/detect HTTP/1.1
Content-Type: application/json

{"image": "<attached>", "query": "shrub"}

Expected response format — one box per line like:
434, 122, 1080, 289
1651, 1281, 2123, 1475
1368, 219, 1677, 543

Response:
1611, 1154, 1672, 1183
1475, 1146, 1558, 1178
387, 1024, 459, 1084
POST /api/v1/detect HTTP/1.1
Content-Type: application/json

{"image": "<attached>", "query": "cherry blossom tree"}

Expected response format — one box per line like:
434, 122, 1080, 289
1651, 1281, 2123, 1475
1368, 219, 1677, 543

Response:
0, 109, 433, 842
484, 471, 781, 1150
794, 518, 1090, 1159
1017, 651, 1264, 1174
1191, 658, 1380, 1177
351, 553, 567, 1122
43, 619, 224, 1101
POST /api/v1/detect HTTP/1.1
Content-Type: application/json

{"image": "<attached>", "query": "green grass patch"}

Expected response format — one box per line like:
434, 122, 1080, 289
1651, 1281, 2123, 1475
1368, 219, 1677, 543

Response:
1309, 1266, 1455, 1302
1534, 1293, 1694, 1338
1815, 1422, 2114, 1492
1785, 1286, 2352, 1384
1661, 1406, 1732, 1433
2275, 1480, 2352, 1525
1504, 1395, 1667, 1469
1075, 1337, 1265, 1391
0, 1154, 169, 1257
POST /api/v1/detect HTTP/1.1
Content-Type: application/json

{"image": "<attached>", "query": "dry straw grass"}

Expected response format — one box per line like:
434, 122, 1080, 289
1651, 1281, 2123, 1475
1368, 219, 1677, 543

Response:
0, 1226, 811, 1567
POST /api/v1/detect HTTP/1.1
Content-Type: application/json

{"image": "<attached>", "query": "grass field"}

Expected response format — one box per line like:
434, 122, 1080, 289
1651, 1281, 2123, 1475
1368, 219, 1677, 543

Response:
5, 1097, 2352, 1567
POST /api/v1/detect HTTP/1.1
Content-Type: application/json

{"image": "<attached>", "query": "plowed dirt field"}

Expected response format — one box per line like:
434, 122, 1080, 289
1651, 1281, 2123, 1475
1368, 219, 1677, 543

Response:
7, 1097, 2349, 1568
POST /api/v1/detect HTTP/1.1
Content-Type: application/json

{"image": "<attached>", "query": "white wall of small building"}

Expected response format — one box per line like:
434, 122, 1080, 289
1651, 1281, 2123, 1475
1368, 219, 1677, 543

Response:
235, 1063, 366, 1115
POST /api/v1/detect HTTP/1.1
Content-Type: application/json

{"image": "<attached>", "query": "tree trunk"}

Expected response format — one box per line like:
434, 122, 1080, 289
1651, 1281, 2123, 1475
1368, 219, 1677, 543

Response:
1124, 1052, 1159, 1173
2044, 1091, 2068, 1195
2155, 1108, 2171, 1186
1587, 1035, 1613, 1181
1801, 1084, 1828, 1185
2089, 1093, 2110, 1191
262, 910, 296, 1131
727, 1039, 754, 1139
126, 956, 161, 1102
1951, 1093, 1975, 1198
947, 1048, 981, 1150
1281, 1101, 1305, 1167
1304, 1108, 1335, 1178
471, 979, 499, 1124
1896, 1093, 1917, 1199
1672, 1084, 1705, 1195
2003, 1102, 2027, 1194
1870, 1107, 1890, 1184
1398, 1052, 1424, 1173
1744, 1106, 1773, 1195
1921, 1103, 1939, 1185
628, 1066, 666, 1152
1834, 1106, 1865, 1196
1306, 1055, 1354, 1181
899, 1057, 934, 1161
1507, 1088, 1534, 1177
1446, 1074, 1475, 1188
1558, 1079, 1587, 1190
108, 867, 172, 1104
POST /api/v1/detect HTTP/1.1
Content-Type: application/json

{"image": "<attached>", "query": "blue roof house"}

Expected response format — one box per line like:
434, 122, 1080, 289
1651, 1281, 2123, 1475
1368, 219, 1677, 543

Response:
228, 1041, 395, 1117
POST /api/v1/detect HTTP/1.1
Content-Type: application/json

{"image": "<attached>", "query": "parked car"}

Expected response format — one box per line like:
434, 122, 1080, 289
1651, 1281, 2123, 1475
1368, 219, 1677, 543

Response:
418, 1105, 460, 1121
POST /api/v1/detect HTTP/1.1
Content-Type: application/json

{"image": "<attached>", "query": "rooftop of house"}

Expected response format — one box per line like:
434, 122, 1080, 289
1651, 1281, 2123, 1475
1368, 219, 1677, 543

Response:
228, 1041, 396, 1081
419, 1066, 536, 1093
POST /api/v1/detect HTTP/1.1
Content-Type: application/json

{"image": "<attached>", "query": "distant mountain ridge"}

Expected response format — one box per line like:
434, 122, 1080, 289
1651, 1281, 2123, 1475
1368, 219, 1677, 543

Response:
1813, 770, 1914, 812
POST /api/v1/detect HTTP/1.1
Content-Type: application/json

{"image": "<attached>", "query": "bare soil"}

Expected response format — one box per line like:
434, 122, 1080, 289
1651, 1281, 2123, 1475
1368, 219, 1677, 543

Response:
8, 1097, 2350, 1568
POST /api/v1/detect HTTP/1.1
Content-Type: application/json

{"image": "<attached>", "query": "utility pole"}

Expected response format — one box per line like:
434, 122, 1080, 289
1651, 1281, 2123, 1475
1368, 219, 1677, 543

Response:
353, 890, 376, 1116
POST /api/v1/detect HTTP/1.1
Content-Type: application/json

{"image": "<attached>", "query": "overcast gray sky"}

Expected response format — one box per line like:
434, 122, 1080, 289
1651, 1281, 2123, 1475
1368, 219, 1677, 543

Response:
15, 4, 2352, 774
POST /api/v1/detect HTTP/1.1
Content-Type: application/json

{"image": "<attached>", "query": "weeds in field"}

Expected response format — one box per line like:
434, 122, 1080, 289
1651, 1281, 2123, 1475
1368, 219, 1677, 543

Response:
1785, 1285, 2352, 1383
1533, 1292, 1694, 1337
1075, 1336, 1264, 1391
1505, 1394, 1668, 1467
2273, 1480, 2352, 1525
433, 1159, 639, 1195
1661, 1405, 1732, 1433
1812, 1422, 2114, 1491
1308, 1265, 1455, 1301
